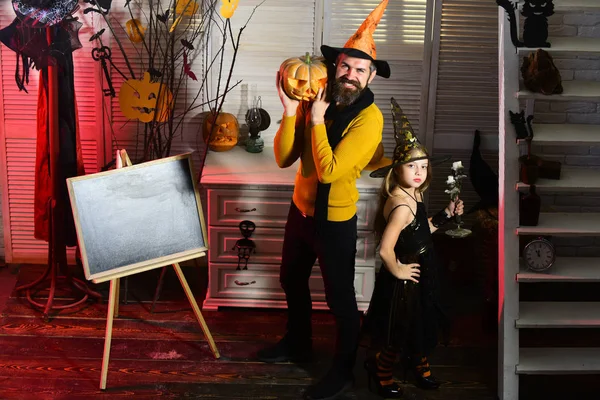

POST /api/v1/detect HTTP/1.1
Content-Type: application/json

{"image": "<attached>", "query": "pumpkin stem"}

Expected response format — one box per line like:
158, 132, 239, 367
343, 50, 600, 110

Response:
304, 52, 311, 64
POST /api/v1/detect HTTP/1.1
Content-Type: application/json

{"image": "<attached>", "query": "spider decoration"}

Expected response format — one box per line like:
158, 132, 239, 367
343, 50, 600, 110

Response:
232, 220, 256, 270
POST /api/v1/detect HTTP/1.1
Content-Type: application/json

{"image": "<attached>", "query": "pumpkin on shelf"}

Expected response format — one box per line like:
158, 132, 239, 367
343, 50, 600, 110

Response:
118, 72, 173, 123
279, 52, 328, 101
203, 112, 240, 152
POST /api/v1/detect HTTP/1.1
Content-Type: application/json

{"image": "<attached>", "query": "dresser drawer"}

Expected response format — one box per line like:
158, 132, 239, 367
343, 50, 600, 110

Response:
208, 263, 375, 303
208, 189, 292, 228
209, 226, 376, 266
208, 188, 378, 230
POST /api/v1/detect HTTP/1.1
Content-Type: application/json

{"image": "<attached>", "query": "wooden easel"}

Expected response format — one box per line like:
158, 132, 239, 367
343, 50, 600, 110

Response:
99, 150, 220, 390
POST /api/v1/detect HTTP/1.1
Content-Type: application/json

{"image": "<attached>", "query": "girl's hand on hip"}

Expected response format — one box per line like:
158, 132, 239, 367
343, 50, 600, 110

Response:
392, 260, 420, 283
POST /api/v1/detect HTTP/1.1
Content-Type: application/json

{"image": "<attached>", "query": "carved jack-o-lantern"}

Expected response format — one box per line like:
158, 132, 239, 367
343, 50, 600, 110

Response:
119, 72, 173, 123
203, 112, 240, 152
126, 19, 146, 43
279, 52, 328, 101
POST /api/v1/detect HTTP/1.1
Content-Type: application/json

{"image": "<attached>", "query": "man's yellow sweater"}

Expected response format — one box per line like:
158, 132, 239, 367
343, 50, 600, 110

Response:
274, 101, 383, 222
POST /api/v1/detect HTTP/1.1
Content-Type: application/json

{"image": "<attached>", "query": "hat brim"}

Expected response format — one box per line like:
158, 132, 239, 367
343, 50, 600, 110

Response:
12, 0, 78, 28
363, 156, 393, 172
369, 155, 452, 178
321, 45, 391, 79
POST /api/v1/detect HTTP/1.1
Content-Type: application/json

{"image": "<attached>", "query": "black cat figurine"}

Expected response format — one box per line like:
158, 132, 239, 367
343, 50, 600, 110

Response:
497, 0, 524, 47
497, 0, 554, 48
522, 0, 554, 47
509, 110, 534, 140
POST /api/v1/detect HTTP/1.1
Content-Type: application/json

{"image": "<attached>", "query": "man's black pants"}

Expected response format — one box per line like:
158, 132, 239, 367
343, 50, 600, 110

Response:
280, 201, 359, 374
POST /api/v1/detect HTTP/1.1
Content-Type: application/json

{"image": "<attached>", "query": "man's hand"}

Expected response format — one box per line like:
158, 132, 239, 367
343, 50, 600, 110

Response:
311, 86, 329, 126
276, 71, 299, 117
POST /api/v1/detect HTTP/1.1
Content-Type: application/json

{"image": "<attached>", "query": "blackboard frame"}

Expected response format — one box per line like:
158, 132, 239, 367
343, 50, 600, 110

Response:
67, 153, 208, 283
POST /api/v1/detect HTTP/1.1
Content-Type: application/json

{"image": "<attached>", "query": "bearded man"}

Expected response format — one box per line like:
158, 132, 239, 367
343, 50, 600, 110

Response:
256, 2, 392, 399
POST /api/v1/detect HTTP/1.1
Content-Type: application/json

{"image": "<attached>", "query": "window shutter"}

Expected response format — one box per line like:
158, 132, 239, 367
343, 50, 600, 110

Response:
430, 0, 499, 150
426, 0, 499, 218
209, 0, 317, 145
0, 5, 103, 262
323, 0, 429, 157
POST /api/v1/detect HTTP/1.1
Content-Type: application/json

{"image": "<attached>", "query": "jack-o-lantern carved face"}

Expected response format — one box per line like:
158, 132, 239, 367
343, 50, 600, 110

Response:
119, 72, 173, 123
203, 112, 239, 152
126, 19, 146, 43
279, 53, 328, 101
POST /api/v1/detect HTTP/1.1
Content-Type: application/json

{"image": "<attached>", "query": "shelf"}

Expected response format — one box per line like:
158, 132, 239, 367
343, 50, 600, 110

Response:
516, 213, 600, 236
520, 124, 600, 146
518, 257, 600, 282
554, 0, 600, 12
518, 302, 600, 328
517, 168, 600, 192
517, 81, 600, 102
518, 348, 600, 374
517, 37, 600, 55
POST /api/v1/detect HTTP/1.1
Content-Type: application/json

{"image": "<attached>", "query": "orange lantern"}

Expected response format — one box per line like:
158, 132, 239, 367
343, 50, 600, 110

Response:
279, 52, 328, 101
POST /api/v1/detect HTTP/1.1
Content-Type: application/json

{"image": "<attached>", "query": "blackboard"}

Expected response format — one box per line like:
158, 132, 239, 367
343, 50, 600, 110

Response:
67, 153, 208, 283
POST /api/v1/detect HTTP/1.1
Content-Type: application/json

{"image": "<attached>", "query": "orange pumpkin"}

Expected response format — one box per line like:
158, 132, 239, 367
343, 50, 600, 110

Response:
203, 112, 239, 152
279, 52, 328, 101
118, 72, 173, 123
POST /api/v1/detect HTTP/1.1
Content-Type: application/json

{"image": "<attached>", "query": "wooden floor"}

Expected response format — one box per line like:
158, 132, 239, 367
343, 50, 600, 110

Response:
0, 262, 500, 400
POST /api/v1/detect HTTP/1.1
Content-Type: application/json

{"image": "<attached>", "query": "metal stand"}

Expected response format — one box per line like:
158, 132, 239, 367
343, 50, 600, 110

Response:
15, 202, 102, 322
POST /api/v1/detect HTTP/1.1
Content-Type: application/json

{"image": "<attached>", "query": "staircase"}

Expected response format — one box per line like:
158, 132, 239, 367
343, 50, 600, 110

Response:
499, 1, 600, 399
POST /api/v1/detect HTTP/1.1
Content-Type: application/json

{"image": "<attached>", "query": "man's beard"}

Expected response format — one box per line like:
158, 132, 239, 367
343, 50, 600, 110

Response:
331, 77, 365, 106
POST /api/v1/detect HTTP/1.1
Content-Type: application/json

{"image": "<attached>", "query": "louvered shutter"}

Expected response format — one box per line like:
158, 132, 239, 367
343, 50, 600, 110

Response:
426, 0, 499, 218
323, 0, 429, 157
0, 6, 104, 263
430, 0, 498, 150
209, 0, 317, 144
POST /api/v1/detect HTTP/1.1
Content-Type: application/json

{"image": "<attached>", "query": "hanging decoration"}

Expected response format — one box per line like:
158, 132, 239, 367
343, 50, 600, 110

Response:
92, 46, 116, 97
220, 0, 240, 19
119, 72, 173, 123
176, 0, 200, 16
125, 18, 146, 43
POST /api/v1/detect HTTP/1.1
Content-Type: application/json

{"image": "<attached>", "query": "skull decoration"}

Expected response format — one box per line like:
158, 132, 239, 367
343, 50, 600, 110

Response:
118, 72, 173, 123
203, 112, 240, 152
279, 52, 328, 101
232, 220, 256, 270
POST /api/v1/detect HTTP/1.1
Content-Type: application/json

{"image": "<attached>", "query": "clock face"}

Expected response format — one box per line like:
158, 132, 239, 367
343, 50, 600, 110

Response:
524, 239, 555, 272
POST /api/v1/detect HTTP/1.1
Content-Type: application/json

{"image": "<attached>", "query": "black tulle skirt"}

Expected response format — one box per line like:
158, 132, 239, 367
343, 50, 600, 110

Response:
362, 249, 447, 356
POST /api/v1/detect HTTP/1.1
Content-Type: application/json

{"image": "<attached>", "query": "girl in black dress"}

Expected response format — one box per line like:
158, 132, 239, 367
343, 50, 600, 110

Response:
365, 98, 464, 397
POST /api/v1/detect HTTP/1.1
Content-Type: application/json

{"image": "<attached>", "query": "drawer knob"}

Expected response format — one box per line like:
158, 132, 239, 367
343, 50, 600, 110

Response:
235, 207, 257, 213
234, 280, 256, 286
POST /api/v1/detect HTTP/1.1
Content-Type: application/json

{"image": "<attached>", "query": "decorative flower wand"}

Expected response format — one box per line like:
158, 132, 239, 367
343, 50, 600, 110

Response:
445, 161, 467, 224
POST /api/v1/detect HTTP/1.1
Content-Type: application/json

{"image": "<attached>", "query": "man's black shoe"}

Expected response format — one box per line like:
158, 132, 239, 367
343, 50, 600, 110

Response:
303, 367, 354, 400
256, 335, 312, 363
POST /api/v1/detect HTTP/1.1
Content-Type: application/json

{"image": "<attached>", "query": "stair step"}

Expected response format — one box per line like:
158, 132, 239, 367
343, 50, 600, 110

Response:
518, 257, 600, 282
517, 167, 600, 192
517, 37, 600, 55
518, 302, 600, 328
555, 0, 600, 12
517, 81, 600, 102
518, 348, 600, 374
519, 124, 600, 146
516, 213, 600, 236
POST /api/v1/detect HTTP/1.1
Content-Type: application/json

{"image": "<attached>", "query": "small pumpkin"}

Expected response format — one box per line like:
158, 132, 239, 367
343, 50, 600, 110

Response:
279, 52, 328, 101
119, 72, 173, 123
203, 112, 239, 152
125, 19, 146, 43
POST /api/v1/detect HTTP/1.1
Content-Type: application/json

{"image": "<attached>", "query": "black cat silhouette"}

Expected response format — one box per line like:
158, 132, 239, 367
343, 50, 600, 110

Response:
509, 110, 534, 140
522, 0, 554, 48
497, 0, 554, 48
